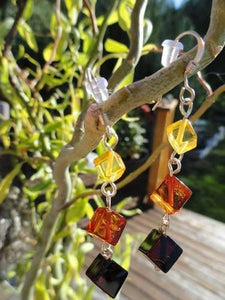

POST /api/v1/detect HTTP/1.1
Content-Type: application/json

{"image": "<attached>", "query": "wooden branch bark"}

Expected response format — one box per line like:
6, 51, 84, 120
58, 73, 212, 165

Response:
21, 0, 225, 298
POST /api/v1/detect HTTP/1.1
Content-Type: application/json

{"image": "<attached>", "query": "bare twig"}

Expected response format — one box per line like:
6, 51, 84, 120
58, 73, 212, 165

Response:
85, 0, 120, 70
108, 0, 148, 90
191, 84, 225, 123
57, 189, 101, 212
3, 0, 28, 57
83, 0, 98, 36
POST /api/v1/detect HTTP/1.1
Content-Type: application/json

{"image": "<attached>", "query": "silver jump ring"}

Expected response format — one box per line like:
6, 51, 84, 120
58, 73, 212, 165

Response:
101, 242, 113, 260
103, 126, 119, 151
101, 182, 117, 198
159, 214, 170, 234
168, 155, 182, 176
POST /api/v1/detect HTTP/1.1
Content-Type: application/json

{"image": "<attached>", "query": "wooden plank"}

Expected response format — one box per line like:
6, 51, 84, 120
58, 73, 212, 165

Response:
84, 208, 225, 300
147, 98, 178, 195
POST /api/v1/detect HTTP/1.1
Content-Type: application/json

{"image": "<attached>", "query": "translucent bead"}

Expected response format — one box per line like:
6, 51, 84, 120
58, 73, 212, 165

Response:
86, 207, 126, 246
138, 229, 183, 273
167, 119, 197, 154
94, 151, 125, 183
150, 174, 192, 214
86, 254, 128, 298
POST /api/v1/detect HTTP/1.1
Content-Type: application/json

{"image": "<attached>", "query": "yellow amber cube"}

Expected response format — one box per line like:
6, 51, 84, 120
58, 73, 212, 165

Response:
94, 151, 125, 183
167, 119, 197, 154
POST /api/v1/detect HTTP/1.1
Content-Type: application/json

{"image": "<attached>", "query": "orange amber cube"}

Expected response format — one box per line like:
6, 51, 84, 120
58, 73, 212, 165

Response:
167, 119, 197, 154
86, 207, 126, 246
150, 175, 192, 214
94, 151, 125, 183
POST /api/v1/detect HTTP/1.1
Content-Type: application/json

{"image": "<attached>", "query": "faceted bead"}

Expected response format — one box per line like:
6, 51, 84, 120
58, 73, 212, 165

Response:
167, 119, 197, 154
138, 229, 183, 273
86, 253, 128, 298
86, 207, 126, 246
150, 174, 192, 214
94, 151, 126, 183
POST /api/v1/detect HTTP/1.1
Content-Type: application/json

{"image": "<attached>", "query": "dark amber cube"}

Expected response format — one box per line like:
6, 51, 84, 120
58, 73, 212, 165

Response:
86, 207, 126, 246
86, 254, 128, 298
138, 229, 183, 273
150, 174, 192, 214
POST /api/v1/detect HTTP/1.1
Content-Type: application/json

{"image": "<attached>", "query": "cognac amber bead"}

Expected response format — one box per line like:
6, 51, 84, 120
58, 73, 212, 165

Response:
94, 151, 125, 183
150, 174, 192, 214
167, 119, 197, 154
86, 207, 126, 245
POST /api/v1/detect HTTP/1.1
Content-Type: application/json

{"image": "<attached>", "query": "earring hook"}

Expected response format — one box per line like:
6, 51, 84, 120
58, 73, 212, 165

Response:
175, 30, 205, 74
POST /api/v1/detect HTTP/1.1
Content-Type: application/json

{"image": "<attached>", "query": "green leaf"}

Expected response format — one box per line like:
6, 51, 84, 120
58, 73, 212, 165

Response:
105, 39, 128, 53
84, 285, 95, 300
0, 57, 9, 84
28, 179, 52, 193
85, 202, 94, 219
142, 43, 157, 55
0, 163, 23, 204
65, 0, 82, 25
97, 10, 118, 26
0, 120, 11, 135
35, 274, 51, 300
121, 208, 142, 217
117, 69, 134, 90
43, 38, 68, 62
44, 120, 62, 133
79, 242, 94, 253
23, 0, 33, 20
0, 18, 14, 46
116, 197, 133, 213
66, 197, 88, 224
118, 0, 135, 32
17, 44, 25, 60
143, 19, 153, 44
17, 21, 38, 52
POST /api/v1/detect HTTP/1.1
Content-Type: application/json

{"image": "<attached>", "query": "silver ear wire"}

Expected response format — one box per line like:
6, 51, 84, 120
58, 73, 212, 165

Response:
175, 30, 205, 74
161, 30, 205, 74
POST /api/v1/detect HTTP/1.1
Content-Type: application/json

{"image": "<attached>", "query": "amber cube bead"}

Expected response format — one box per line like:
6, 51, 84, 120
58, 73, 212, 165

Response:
94, 150, 125, 183
167, 119, 197, 154
86, 207, 126, 246
86, 254, 128, 298
138, 229, 183, 273
150, 174, 192, 214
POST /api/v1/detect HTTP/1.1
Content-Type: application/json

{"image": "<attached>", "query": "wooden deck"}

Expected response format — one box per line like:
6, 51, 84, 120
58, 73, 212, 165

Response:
85, 207, 225, 300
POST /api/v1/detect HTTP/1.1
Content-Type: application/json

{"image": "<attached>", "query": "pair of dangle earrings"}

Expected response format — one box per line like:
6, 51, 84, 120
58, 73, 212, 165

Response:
84, 30, 205, 297
139, 31, 205, 272
85, 69, 128, 298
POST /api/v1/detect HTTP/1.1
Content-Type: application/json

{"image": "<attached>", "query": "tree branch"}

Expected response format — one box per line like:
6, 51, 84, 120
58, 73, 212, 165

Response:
21, 0, 225, 298
108, 0, 148, 90
3, 0, 28, 57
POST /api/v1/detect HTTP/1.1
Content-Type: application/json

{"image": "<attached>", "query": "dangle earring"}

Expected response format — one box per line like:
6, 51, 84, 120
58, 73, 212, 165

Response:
138, 31, 205, 273
85, 69, 128, 298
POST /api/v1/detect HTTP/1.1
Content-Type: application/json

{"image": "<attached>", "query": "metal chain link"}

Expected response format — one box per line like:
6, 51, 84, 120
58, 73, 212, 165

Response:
101, 242, 113, 259
158, 213, 170, 235
179, 74, 195, 118
168, 151, 184, 176
103, 125, 118, 151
